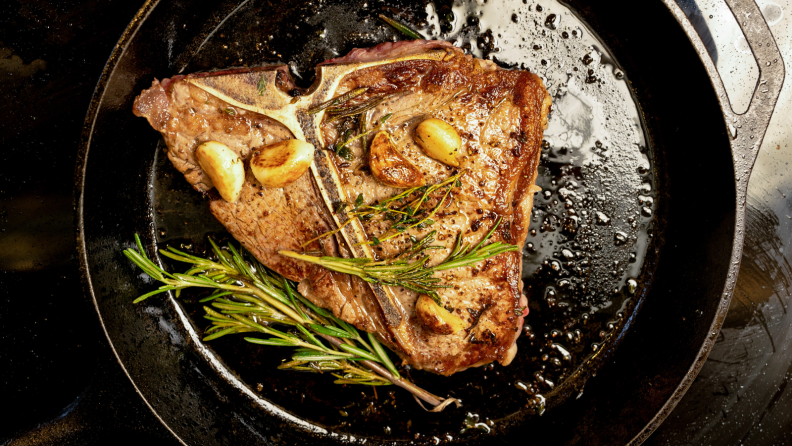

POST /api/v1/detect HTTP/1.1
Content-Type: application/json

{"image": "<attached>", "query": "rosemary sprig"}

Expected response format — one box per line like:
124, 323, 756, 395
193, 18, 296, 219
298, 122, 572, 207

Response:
282, 217, 518, 303
300, 171, 465, 249
326, 94, 395, 123
308, 87, 369, 115
379, 14, 424, 40
124, 235, 459, 409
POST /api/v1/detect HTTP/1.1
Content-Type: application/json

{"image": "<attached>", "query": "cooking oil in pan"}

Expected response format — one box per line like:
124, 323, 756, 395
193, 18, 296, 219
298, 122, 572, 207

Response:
417, 0, 658, 417
153, 0, 659, 440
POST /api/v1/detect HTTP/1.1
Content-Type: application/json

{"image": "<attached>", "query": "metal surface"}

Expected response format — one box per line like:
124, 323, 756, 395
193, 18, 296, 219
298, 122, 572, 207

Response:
0, 0, 784, 442
649, 1, 792, 443
627, 0, 786, 443
76, 0, 779, 444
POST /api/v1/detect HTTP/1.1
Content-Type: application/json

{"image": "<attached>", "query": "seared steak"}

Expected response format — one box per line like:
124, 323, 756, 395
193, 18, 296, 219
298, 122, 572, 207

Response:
133, 40, 551, 375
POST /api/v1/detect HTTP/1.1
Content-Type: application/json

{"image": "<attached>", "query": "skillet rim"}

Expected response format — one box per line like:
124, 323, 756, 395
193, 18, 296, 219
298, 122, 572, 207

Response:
74, 0, 773, 444
75, 0, 188, 444
625, 1, 785, 444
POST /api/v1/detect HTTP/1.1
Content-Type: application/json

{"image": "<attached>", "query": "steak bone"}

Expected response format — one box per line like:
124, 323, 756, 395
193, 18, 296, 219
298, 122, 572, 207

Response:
187, 47, 454, 345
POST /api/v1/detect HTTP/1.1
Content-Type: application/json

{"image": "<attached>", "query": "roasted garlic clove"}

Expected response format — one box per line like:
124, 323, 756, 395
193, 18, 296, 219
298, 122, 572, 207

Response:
195, 141, 245, 203
415, 294, 466, 335
368, 131, 425, 188
250, 139, 314, 188
414, 118, 461, 167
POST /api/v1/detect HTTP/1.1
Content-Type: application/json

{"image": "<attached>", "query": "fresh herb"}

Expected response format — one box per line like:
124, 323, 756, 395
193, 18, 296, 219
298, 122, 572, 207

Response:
124, 235, 458, 410
333, 112, 393, 151
300, 171, 465, 249
282, 217, 518, 303
326, 94, 394, 123
333, 129, 353, 152
223, 107, 237, 116
354, 172, 460, 247
378, 14, 424, 40
319, 89, 397, 157
337, 146, 354, 161
334, 201, 348, 214
308, 87, 369, 115
257, 76, 267, 96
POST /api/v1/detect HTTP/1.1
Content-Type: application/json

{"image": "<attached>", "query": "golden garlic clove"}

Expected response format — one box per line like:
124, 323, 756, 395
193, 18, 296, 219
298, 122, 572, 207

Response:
415, 294, 466, 335
414, 118, 461, 167
195, 141, 245, 203
250, 139, 314, 188
368, 131, 425, 188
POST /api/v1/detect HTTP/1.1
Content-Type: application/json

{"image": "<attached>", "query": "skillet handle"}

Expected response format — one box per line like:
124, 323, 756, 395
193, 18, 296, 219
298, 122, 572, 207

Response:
663, 0, 785, 188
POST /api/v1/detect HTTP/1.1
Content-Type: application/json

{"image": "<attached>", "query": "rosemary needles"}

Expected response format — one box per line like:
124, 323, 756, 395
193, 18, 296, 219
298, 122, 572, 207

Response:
379, 14, 424, 40
301, 171, 466, 249
307, 87, 368, 115
282, 217, 519, 304
124, 235, 457, 409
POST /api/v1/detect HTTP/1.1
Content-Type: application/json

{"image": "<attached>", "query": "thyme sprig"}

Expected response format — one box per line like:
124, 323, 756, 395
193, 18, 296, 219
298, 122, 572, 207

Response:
124, 235, 458, 408
314, 89, 399, 158
355, 171, 462, 247
300, 171, 465, 249
282, 217, 518, 304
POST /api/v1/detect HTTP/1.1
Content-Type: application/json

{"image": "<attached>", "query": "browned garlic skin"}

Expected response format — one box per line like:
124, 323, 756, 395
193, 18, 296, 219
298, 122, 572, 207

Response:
415, 294, 466, 335
414, 118, 461, 167
194, 141, 245, 203
368, 131, 425, 188
250, 139, 314, 188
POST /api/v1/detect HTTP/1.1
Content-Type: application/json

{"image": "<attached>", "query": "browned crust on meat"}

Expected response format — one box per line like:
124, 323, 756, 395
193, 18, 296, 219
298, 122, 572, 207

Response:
319, 46, 550, 374
132, 75, 393, 337
132, 42, 550, 376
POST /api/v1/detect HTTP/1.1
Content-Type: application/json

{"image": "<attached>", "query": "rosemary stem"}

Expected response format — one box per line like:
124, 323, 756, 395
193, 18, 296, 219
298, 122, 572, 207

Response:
221, 283, 307, 324
378, 14, 424, 40
318, 334, 445, 408
126, 236, 460, 410
279, 251, 364, 277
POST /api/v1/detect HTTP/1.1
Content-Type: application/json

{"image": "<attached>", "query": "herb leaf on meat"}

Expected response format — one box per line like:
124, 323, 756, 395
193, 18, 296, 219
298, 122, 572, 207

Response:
307, 87, 369, 115
301, 171, 466, 249
256, 76, 267, 96
124, 235, 458, 409
282, 217, 519, 304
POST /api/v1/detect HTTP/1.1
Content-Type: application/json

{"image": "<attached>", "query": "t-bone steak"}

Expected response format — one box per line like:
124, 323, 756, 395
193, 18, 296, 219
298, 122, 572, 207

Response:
133, 40, 551, 376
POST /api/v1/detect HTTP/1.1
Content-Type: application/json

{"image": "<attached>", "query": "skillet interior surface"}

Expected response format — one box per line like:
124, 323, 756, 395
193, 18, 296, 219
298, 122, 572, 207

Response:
151, 0, 660, 431
78, 0, 734, 444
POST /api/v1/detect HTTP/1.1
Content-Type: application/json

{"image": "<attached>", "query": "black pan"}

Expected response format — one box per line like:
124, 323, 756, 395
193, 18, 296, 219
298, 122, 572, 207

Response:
49, 0, 785, 444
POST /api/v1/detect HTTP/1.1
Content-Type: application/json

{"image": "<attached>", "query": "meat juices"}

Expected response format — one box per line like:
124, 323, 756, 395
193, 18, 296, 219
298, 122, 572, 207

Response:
133, 40, 551, 376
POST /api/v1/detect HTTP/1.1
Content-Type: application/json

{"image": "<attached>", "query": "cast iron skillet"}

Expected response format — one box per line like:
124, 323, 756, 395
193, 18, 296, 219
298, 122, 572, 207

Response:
44, 0, 784, 444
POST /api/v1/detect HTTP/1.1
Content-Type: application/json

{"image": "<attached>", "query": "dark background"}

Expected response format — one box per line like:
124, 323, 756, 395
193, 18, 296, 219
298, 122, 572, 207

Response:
1, 1, 790, 445
0, 1, 178, 444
